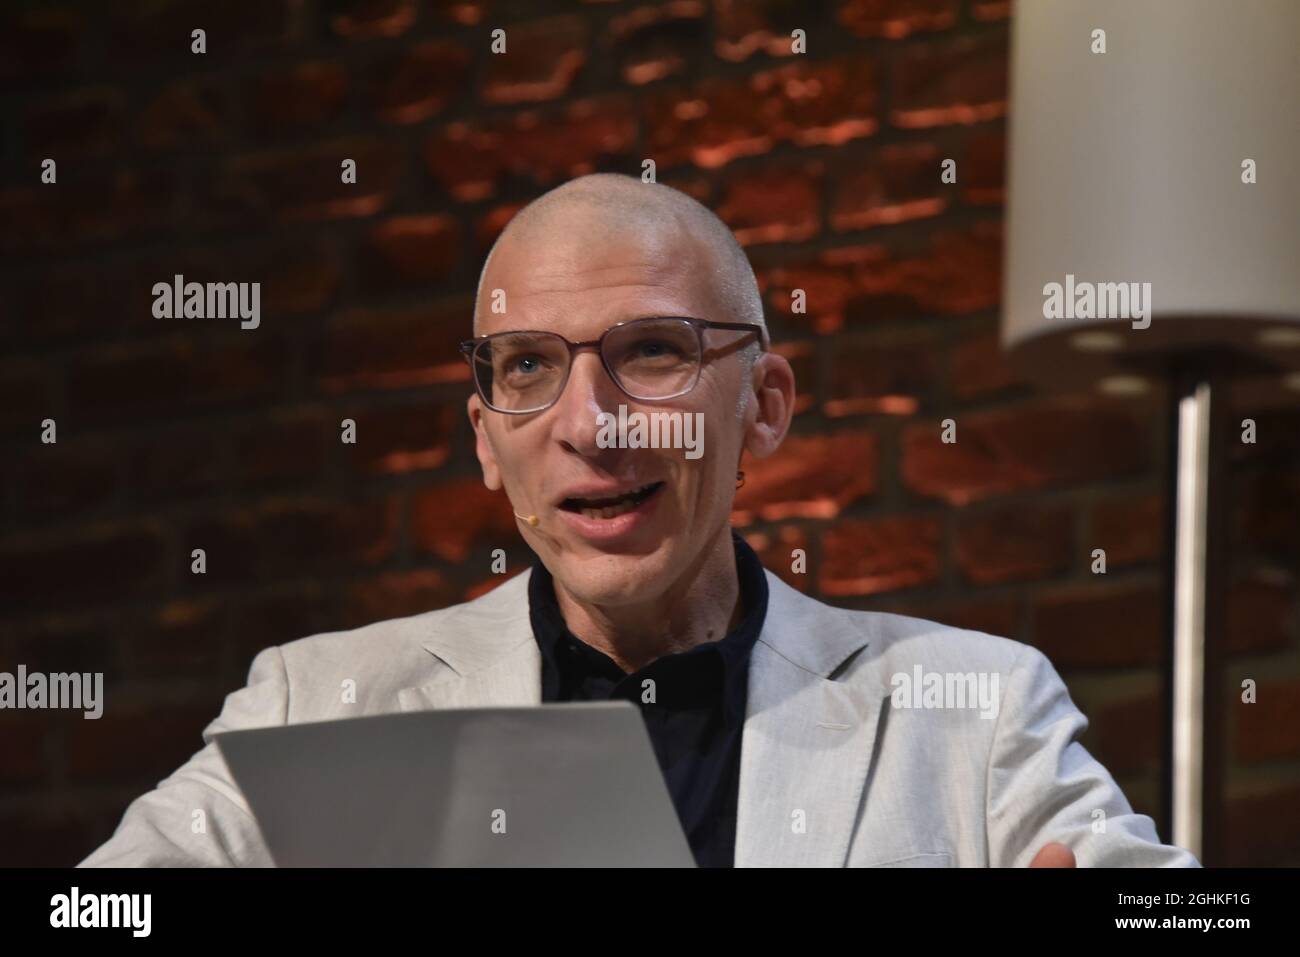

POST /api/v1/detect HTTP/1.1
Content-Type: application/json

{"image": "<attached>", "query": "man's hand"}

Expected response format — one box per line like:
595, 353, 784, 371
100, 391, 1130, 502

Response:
1029, 842, 1077, 867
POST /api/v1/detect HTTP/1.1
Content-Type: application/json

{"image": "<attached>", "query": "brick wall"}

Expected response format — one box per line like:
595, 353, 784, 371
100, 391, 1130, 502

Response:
1, 0, 1296, 866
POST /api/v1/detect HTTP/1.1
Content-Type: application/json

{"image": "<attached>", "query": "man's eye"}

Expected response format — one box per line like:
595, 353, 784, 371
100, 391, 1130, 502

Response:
634, 340, 682, 358
509, 355, 544, 374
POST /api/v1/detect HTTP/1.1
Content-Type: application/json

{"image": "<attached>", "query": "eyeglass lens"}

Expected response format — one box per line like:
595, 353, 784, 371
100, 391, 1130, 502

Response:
473, 318, 702, 412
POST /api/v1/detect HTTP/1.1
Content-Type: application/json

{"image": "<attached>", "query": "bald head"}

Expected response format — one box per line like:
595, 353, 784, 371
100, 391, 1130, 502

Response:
474, 174, 766, 364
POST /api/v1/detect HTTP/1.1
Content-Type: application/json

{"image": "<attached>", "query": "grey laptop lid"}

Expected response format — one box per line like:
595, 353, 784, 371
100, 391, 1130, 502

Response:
213, 700, 695, 867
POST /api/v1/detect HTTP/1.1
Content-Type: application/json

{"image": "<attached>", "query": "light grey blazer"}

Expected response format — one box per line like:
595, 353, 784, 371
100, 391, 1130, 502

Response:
80, 566, 1199, 867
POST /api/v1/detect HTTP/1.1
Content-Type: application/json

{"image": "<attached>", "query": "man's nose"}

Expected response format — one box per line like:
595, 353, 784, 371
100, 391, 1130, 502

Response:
549, 350, 622, 455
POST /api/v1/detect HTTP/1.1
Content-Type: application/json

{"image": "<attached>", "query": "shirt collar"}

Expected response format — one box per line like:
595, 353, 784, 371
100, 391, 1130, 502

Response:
528, 530, 769, 712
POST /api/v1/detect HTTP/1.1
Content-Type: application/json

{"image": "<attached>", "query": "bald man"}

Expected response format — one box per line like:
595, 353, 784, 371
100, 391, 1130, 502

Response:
81, 174, 1198, 868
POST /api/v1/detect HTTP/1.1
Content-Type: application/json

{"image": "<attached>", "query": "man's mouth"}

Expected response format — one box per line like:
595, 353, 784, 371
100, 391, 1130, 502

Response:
558, 481, 664, 520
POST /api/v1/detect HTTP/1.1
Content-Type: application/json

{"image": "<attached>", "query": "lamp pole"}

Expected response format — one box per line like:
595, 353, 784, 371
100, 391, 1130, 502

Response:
1162, 361, 1229, 865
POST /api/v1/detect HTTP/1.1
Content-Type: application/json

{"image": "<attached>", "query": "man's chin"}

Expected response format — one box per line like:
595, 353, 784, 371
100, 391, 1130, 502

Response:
549, 544, 675, 605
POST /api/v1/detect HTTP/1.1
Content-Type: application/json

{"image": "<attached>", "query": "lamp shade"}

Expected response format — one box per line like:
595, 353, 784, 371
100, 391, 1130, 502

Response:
1002, 0, 1300, 391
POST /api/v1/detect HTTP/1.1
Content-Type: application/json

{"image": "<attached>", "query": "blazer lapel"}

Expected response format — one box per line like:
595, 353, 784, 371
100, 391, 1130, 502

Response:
398, 570, 542, 712
735, 571, 889, 867
397, 565, 890, 868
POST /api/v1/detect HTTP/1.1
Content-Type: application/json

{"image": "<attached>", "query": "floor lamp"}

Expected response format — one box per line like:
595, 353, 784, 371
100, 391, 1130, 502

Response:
1001, 0, 1300, 864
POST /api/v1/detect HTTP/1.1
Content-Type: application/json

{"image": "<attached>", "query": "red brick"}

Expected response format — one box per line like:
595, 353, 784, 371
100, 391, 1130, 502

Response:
842, 223, 1003, 323
772, 340, 817, 416
226, 583, 337, 678
732, 431, 878, 524
901, 397, 1154, 505
713, 0, 815, 61
22, 88, 124, 157
758, 257, 873, 335
837, 0, 960, 39
67, 337, 288, 425
245, 240, 344, 317
1031, 584, 1163, 668
246, 62, 348, 134
412, 478, 520, 563
6, 241, 338, 350
1227, 577, 1295, 657
134, 80, 231, 152
358, 214, 463, 290
819, 515, 942, 597
197, 138, 404, 227
609, 1, 708, 84
0, 6, 85, 84
311, 299, 473, 392
1235, 678, 1300, 764
830, 143, 948, 231
892, 32, 1009, 128
234, 408, 334, 488
971, 0, 1013, 22
1234, 469, 1300, 564
1229, 406, 1300, 464
182, 497, 398, 584
0, 808, 94, 868
824, 329, 939, 417
107, 0, 295, 66
125, 598, 226, 680
956, 503, 1073, 584
65, 702, 222, 783
482, 15, 588, 104
127, 426, 230, 505
715, 163, 821, 246
741, 525, 811, 592
325, 0, 417, 38
343, 399, 459, 475
369, 40, 471, 123
0, 525, 169, 612
339, 569, 460, 629
430, 1, 485, 27
0, 167, 180, 253
1224, 784, 1300, 866
14, 444, 120, 524
423, 97, 638, 202
963, 124, 1006, 205
760, 225, 1002, 335
950, 326, 1029, 400
1090, 693, 1161, 776
0, 360, 53, 438
893, 597, 1020, 639
0, 715, 47, 786
5, 616, 119, 677
645, 58, 879, 169
1089, 493, 1163, 567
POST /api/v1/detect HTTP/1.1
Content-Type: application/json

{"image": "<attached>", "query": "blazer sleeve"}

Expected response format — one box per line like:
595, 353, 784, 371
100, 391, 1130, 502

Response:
77, 645, 289, 867
984, 643, 1200, 867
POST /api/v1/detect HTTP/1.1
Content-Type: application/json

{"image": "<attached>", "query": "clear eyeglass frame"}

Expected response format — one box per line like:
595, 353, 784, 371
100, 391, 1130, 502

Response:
459, 315, 768, 414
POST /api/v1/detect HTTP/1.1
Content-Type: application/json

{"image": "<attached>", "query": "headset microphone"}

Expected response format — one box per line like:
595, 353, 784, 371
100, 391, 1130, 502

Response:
514, 513, 539, 527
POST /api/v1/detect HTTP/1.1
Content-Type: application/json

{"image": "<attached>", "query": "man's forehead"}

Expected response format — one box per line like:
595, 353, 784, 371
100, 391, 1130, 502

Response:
475, 219, 727, 333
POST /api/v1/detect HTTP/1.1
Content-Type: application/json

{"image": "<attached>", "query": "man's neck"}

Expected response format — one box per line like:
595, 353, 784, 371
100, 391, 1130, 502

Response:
551, 529, 743, 674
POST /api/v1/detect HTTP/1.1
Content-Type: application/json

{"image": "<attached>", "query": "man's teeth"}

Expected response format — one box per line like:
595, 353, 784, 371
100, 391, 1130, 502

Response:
572, 483, 657, 519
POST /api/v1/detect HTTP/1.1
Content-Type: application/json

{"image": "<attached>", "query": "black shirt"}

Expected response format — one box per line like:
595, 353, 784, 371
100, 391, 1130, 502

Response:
528, 530, 769, 868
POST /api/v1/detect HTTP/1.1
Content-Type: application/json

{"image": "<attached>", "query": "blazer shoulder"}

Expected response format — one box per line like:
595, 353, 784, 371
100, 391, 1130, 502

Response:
273, 567, 533, 681
856, 608, 1028, 673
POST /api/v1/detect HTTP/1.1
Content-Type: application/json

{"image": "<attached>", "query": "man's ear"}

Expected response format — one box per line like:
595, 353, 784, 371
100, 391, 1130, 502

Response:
467, 393, 503, 491
743, 351, 795, 460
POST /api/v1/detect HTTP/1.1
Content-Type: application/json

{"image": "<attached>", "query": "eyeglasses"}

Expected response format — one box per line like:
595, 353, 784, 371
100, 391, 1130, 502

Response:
460, 316, 768, 414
